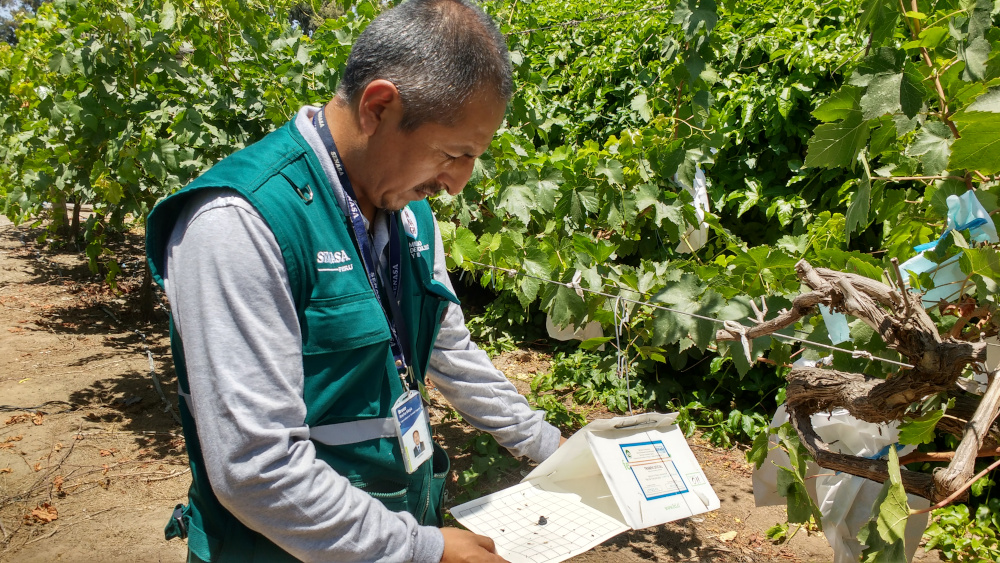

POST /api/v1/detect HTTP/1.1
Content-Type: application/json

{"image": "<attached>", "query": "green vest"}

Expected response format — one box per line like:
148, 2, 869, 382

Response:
145, 120, 459, 562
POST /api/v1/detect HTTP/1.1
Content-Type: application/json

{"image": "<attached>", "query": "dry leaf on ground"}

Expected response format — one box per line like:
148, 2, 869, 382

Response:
32, 413, 44, 425
0, 467, 11, 474
718, 531, 738, 542
26, 503, 58, 524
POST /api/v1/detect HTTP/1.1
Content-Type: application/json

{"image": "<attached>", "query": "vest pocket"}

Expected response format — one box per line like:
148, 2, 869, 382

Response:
426, 442, 451, 527
302, 295, 390, 354
352, 479, 410, 513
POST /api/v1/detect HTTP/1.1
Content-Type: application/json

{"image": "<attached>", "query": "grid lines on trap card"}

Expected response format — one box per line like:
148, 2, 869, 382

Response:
453, 486, 623, 562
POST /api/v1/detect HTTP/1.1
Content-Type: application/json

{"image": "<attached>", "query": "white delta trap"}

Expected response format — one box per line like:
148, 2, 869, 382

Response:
450, 412, 719, 563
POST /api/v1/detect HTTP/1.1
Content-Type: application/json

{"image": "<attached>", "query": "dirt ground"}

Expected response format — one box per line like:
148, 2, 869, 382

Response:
0, 216, 942, 562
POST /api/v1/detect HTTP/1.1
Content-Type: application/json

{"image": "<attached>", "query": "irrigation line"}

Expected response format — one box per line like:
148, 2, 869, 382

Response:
464, 259, 917, 370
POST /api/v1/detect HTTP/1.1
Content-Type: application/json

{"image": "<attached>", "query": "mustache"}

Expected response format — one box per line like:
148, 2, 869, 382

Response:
416, 181, 446, 195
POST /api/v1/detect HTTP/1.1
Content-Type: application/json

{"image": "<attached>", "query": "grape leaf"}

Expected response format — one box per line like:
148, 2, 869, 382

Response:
813, 86, 862, 122
497, 184, 536, 225
858, 448, 909, 562
950, 112, 1000, 174
906, 122, 954, 176
805, 113, 870, 169
968, 88, 1000, 112
898, 409, 944, 445
776, 467, 821, 524
861, 72, 903, 120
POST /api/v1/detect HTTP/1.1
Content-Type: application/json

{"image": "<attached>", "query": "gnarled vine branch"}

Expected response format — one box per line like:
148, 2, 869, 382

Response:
717, 259, 997, 502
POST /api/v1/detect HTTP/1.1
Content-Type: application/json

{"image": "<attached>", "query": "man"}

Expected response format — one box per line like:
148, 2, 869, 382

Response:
412, 430, 425, 458
145, 1, 562, 561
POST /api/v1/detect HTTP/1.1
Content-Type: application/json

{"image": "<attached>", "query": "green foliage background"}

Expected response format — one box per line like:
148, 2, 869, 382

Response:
4, 0, 1000, 558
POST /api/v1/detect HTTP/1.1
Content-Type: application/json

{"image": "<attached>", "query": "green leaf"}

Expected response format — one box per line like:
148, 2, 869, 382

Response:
555, 186, 598, 227
776, 467, 819, 524
446, 226, 479, 269
898, 409, 944, 445
846, 157, 872, 237
812, 87, 861, 123
747, 429, 771, 469
960, 245, 1000, 279
960, 37, 990, 82
907, 122, 954, 176
534, 168, 562, 209
160, 1, 177, 30
968, 88, 1000, 112
631, 93, 651, 122
522, 246, 550, 277
48, 52, 73, 75
765, 523, 788, 542
804, 113, 870, 169
542, 283, 588, 331
950, 112, 1000, 174
634, 183, 662, 214
859, 448, 909, 562
579, 337, 613, 350
497, 184, 536, 224
857, 0, 900, 44
869, 119, 898, 155
596, 159, 625, 185
651, 278, 722, 352
861, 73, 903, 120
855, 48, 905, 80
899, 65, 927, 119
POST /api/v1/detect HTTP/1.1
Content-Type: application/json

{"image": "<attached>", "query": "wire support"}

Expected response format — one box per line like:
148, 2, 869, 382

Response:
613, 296, 634, 415
464, 259, 916, 370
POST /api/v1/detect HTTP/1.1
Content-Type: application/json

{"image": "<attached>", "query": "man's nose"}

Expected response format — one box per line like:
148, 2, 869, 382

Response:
440, 158, 476, 196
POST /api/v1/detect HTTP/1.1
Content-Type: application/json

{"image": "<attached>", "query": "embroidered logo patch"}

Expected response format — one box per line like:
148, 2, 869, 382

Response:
316, 250, 353, 272
401, 207, 419, 239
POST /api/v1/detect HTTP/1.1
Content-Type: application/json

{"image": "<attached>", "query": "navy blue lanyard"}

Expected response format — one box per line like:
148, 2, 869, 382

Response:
312, 107, 414, 387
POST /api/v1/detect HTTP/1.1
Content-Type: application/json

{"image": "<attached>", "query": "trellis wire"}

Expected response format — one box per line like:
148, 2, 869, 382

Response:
464, 259, 917, 370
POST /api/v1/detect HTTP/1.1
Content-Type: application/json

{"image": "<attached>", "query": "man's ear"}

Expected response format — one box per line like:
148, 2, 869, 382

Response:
357, 79, 402, 137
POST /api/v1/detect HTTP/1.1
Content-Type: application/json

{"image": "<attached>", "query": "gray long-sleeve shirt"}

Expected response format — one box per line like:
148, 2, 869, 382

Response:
161, 107, 560, 562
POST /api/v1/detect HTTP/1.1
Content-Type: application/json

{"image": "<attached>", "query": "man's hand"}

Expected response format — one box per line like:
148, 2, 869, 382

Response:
440, 527, 509, 563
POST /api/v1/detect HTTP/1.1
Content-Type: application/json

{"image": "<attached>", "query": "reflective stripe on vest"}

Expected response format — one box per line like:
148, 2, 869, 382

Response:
178, 385, 396, 446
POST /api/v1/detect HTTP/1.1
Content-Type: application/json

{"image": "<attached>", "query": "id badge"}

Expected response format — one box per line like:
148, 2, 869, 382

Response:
392, 390, 433, 474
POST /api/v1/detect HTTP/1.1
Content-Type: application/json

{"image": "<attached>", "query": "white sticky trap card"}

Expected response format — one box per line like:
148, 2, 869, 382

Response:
450, 412, 719, 563
392, 390, 432, 473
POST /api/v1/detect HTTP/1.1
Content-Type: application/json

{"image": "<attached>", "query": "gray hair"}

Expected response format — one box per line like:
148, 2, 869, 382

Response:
337, 0, 512, 130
